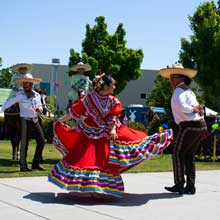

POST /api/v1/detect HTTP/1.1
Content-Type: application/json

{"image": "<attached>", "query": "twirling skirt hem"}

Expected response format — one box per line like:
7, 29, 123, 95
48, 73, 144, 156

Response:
109, 129, 173, 169
48, 160, 124, 198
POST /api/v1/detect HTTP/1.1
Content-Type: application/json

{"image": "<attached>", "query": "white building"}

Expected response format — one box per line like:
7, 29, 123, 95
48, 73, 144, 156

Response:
31, 63, 159, 112
117, 69, 159, 106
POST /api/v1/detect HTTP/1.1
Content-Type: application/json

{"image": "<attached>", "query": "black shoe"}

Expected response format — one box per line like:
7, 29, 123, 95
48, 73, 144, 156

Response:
32, 165, 46, 171
20, 167, 32, 172
183, 185, 196, 194
164, 184, 184, 195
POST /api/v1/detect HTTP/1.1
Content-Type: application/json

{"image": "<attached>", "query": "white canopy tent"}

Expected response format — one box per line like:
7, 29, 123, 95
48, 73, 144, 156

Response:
205, 107, 218, 116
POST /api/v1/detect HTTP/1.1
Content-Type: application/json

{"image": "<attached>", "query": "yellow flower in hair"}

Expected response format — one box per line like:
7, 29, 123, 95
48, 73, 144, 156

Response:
93, 72, 105, 90
94, 72, 105, 81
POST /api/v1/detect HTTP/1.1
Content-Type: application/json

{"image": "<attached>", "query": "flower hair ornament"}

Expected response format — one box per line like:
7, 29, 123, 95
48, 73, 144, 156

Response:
93, 72, 105, 90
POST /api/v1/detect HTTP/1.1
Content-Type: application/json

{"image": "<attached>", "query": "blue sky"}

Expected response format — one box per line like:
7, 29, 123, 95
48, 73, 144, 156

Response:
1, 0, 215, 70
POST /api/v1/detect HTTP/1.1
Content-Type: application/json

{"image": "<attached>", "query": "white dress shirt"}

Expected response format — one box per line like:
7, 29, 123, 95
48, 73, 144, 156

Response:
1, 90, 42, 118
171, 83, 203, 124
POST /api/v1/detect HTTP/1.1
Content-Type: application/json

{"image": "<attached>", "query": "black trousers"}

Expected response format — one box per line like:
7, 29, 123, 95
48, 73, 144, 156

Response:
173, 119, 207, 186
20, 117, 45, 168
4, 114, 21, 157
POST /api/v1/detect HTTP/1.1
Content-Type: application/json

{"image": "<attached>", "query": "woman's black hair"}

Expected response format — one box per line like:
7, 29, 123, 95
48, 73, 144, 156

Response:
183, 76, 192, 85
102, 75, 114, 86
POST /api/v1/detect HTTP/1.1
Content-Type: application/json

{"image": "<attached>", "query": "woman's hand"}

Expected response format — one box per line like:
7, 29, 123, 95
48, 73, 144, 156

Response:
57, 114, 71, 123
110, 129, 118, 141
57, 117, 65, 123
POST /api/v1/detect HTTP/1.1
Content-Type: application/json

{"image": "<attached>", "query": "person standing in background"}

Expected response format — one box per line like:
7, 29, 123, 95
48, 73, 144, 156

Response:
1, 73, 45, 172
160, 64, 207, 195
39, 87, 47, 115
145, 108, 160, 135
67, 62, 91, 105
4, 63, 33, 160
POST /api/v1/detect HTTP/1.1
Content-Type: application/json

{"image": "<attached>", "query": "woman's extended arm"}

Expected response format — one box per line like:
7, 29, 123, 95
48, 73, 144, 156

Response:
57, 114, 72, 123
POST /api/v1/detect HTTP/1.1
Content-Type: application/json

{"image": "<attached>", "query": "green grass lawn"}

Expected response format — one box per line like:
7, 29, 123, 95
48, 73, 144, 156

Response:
0, 140, 61, 178
0, 140, 220, 178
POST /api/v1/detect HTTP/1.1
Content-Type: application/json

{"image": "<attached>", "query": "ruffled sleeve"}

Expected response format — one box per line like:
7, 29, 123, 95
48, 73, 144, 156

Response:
69, 99, 86, 120
106, 97, 123, 128
108, 97, 122, 116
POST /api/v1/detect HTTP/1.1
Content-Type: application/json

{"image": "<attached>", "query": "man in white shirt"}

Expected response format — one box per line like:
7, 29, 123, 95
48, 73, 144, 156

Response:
160, 64, 207, 195
1, 73, 45, 172
5, 63, 33, 160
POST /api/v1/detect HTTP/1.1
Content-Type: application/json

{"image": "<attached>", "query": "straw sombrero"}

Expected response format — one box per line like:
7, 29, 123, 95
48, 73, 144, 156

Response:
14, 73, 42, 85
12, 63, 33, 73
71, 62, 91, 72
159, 63, 197, 79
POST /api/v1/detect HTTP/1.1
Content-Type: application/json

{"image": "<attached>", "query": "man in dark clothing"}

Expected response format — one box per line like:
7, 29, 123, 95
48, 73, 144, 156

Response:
160, 64, 207, 195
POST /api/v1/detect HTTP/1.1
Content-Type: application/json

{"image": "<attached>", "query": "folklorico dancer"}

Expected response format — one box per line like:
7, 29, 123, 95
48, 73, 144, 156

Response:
160, 63, 207, 195
49, 73, 173, 198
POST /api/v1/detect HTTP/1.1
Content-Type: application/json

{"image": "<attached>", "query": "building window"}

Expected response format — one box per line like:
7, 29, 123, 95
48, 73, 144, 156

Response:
140, 93, 146, 99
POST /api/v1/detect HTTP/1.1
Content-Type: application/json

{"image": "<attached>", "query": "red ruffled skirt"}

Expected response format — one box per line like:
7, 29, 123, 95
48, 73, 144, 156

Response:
48, 122, 173, 198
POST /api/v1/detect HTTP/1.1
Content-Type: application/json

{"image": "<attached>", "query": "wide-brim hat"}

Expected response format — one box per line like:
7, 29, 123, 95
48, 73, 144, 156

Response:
71, 62, 91, 72
14, 73, 42, 85
12, 63, 33, 72
159, 63, 197, 79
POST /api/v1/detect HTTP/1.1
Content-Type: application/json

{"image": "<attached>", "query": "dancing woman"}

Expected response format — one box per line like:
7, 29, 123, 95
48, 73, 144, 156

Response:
49, 74, 173, 198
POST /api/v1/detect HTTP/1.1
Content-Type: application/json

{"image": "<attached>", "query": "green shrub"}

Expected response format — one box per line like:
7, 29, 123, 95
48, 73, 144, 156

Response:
128, 121, 147, 133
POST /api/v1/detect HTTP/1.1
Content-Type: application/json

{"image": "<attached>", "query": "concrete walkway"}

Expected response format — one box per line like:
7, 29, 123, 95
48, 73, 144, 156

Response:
0, 171, 219, 220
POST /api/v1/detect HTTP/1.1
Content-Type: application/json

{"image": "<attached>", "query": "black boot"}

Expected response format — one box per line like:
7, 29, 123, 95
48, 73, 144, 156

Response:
20, 165, 31, 172
164, 184, 184, 195
183, 184, 196, 194
32, 164, 46, 171
20, 161, 31, 172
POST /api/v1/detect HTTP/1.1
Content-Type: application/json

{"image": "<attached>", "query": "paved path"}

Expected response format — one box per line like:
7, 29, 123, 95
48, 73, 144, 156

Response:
0, 171, 219, 220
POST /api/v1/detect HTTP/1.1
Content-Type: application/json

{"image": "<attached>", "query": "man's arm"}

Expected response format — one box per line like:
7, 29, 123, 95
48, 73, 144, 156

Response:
1, 93, 22, 112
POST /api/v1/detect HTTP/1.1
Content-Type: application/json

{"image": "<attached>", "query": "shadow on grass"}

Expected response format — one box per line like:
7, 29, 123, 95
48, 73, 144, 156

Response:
0, 170, 19, 174
0, 158, 19, 166
0, 158, 58, 167
0, 158, 56, 175
41, 158, 60, 164
0, 158, 19, 174
24, 191, 181, 206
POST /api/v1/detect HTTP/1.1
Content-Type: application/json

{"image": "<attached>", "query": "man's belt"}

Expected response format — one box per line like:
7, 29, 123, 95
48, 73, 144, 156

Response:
22, 117, 38, 123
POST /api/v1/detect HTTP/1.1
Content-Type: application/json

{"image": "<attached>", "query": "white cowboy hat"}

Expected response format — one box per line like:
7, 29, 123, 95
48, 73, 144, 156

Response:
13, 73, 42, 85
159, 63, 197, 79
71, 62, 91, 72
12, 63, 33, 72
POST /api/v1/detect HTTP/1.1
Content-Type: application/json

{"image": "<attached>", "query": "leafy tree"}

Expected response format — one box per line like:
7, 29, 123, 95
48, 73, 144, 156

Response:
179, 0, 220, 110
0, 59, 13, 88
68, 16, 144, 94
146, 75, 173, 120
0, 68, 13, 88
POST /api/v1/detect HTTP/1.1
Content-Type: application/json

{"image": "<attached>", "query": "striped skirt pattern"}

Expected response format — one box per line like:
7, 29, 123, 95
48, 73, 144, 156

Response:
48, 160, 124, 197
